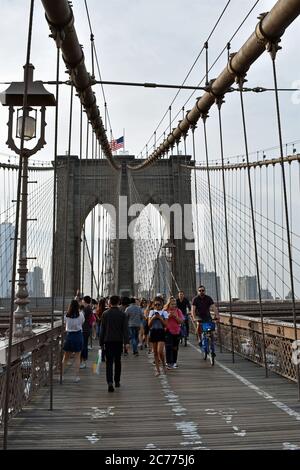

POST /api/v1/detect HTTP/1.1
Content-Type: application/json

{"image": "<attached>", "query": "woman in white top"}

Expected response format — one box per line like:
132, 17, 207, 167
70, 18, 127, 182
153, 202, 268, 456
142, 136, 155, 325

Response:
62, 299, 85, 382
148, 296, 168, 376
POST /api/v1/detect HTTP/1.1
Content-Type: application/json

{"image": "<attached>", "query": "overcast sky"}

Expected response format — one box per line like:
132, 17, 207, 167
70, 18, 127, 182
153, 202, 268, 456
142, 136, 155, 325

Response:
0, 1, 299, 298
0, 0, 300, 163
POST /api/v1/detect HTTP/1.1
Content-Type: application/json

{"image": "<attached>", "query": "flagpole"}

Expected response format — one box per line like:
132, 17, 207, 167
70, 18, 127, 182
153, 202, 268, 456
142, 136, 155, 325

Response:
123, 128, 125, 152
110, 129, 114, 155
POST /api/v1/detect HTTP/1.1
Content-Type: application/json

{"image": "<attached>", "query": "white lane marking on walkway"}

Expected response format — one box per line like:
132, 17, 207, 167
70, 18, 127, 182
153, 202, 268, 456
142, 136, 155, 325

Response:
176, 421, 206, 448
145, 443, 159, 449
85, 432, 100, 444
190, 342, 300, 422
147, 356, 207, 449
282, 442, 300, 450
205, 408, 246, 437
232, 425, 246, 437
84, 406, 115, 419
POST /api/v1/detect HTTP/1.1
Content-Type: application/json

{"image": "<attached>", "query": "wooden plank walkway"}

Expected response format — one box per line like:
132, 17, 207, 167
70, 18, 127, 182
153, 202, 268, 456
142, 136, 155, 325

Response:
2, 339, 300, 450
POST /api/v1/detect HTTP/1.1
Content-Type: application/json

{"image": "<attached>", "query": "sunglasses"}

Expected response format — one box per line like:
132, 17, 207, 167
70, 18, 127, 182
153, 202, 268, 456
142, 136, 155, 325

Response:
198, 289, 205, 292
154, 303, 162, 306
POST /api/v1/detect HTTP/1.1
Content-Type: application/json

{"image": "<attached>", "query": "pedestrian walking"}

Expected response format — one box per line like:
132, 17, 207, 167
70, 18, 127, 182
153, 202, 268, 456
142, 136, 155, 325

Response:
125, 298, 144, 356
62, 299, 84, 383
176, 290, 191, 346
164, 296, 184, 369
99, 295, 130, 392
148, 296, 168, 377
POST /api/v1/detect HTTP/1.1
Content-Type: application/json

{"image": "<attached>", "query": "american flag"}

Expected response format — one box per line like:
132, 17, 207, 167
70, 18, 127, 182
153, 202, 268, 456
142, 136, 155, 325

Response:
110, 136, 124, 151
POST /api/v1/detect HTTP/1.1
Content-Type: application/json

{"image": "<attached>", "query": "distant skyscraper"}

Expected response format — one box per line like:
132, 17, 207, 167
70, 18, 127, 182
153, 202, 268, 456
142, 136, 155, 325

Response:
238, 275, 258, 300
27, 266, 45, 297
195, 263, 221, 300
0, 222, 14, 298
195, 263, 205, 286
261, 288, 273, 300
200, 271, 221, 301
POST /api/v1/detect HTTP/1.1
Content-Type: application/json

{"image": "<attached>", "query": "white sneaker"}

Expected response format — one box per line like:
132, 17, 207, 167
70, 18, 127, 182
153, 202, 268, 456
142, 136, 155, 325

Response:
173, 363, 178, 369
74, 376, 80, 383
80, 362, 86, 369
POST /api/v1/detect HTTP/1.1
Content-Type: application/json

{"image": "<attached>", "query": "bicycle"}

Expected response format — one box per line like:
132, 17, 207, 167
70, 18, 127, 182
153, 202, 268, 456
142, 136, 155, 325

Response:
200, 321, 216, 366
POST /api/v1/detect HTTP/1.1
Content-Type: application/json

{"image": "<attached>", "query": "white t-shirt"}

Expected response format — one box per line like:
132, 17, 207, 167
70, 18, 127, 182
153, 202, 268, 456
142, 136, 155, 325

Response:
64, 311, 85, 332
148, 309, 168, 330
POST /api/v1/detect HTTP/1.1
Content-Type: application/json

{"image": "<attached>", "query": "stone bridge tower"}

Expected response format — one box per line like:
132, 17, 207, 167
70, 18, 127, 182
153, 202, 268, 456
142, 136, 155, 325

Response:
55, 155, 195, 299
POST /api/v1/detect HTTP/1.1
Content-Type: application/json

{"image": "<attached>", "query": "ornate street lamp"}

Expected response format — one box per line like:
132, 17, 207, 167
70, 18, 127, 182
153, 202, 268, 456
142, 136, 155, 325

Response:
162, 239, 176, 263
0, 63, 55, 336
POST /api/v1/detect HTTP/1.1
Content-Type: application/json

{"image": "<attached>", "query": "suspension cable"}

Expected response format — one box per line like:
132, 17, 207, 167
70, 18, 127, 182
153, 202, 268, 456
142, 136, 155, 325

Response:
202, 113, 222, 351
268, 39, 300, 398
3, 0, 35, 450
49, 44, 61, 411
236, 71, 268, 377
216, 97, 235, 363
60, 83, 74, 386
137, 0, 234, 159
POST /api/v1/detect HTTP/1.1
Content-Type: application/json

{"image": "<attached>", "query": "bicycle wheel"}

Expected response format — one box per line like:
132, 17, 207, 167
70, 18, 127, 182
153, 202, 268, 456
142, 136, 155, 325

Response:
202, 334, 208, 360
206, 335, 215, 366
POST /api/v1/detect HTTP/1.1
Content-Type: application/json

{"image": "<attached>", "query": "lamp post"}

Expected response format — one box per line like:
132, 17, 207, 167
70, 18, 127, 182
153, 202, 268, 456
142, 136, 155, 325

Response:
0, 63, 55, 336
162, 238, 176, 294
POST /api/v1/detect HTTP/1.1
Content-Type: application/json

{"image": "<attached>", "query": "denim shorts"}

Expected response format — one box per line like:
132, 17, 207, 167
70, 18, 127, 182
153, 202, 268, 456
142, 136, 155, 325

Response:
63, 330, 83, 353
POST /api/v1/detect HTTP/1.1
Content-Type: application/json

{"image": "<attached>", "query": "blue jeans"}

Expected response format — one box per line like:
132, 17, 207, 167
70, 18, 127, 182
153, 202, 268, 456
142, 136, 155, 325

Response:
129, 326, 140, 353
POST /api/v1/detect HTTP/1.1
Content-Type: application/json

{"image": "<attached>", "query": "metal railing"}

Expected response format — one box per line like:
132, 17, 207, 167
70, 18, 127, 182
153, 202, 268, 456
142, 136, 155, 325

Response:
217, 314, 300, 382
0, 322, 62, 425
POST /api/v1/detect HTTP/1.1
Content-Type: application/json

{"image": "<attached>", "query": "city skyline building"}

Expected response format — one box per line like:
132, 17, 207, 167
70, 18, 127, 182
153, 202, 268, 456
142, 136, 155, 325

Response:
0, 222, 14, 298
238, 275, 258, 300
27, 265, 45, 298
196, 264, 221, 300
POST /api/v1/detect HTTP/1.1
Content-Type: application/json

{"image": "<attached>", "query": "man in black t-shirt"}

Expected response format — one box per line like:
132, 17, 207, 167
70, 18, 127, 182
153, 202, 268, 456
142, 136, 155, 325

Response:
191, 285, 220, 339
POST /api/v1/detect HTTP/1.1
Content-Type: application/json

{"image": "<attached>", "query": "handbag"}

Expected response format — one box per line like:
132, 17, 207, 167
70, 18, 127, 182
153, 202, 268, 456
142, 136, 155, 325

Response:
92, 349, 102, 374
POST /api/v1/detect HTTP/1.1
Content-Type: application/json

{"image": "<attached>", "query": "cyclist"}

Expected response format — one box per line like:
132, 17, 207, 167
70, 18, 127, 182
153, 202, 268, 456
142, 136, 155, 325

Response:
191, 285, 220, 357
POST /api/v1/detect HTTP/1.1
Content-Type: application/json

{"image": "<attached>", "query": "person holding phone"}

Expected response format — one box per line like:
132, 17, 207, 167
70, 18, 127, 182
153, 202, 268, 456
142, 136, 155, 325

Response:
148, 296, 168, 377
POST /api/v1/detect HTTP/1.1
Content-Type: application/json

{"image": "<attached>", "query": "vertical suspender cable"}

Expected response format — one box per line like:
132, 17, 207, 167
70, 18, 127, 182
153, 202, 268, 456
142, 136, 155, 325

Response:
273, 164, 276, 297
90, 132, 95, 299
97, 204, 100, 299
81, 119, 90, 294
3, 0, 35, 450
202, 114, 222, 352
50, 45, 61, 411
270, 47, 300, 398
238, 79, 268, 377
205, 42, 209, 86
60, 83, 74, 385
266, 164, 269, 291
216, 99, 234, 363
191, 126, 202, 285
79, 103, 83, 293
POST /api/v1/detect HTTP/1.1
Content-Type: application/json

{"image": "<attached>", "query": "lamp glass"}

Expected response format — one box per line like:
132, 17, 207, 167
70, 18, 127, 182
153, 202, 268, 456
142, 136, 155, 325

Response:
16, 114, 36, 141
